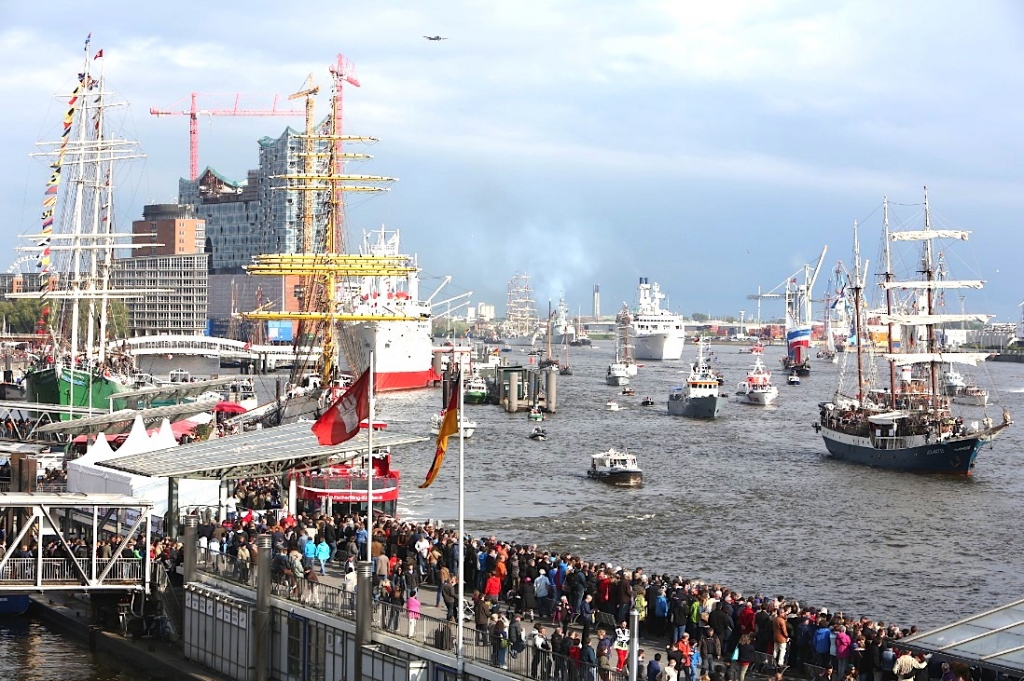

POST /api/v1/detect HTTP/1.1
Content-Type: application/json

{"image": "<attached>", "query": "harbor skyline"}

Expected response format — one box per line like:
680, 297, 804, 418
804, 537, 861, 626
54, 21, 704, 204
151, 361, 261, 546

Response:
1, 1, 1022, 321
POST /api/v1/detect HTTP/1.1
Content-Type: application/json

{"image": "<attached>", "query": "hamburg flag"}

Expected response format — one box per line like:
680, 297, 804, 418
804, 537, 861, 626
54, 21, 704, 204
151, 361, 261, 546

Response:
419, 370, 461, 488
311, 370, 370, 446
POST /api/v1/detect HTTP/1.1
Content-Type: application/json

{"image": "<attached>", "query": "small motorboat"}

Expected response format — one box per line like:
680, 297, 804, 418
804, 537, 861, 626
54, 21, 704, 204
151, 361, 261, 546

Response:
606, 400, 621, 411
559, 365, 573, 376
787, 372, 801, 386
430, 410, 477, 438
621, 387, 636, 397
641, 396, 655, 406
528, 407, 545, 421
587, 448, 643, 486
529, 427, 547, 441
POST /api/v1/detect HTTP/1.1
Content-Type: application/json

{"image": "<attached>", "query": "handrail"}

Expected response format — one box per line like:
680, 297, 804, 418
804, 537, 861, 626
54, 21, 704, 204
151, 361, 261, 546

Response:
195, 547, 627, 681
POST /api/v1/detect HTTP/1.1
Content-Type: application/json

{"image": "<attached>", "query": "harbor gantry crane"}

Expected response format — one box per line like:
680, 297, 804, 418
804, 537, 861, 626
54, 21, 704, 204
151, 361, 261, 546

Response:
150, 93, 304, 181
747, 245, 828, 327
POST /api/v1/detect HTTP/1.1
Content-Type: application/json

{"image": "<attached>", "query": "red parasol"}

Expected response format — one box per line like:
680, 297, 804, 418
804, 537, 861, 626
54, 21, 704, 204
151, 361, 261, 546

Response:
214, 401, 247, 414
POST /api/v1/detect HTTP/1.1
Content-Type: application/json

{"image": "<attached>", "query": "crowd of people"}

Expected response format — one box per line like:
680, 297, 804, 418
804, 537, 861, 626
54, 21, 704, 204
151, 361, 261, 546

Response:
184, 510, 968, 681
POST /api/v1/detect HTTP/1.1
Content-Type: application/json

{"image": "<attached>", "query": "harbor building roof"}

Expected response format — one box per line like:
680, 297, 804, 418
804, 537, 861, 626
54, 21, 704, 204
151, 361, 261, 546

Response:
900, 597, 1024, 674
97, 420, 427, 480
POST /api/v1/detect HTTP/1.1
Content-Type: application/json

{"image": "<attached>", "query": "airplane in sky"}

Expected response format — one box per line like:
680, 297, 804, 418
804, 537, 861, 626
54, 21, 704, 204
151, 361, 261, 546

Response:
423, 35, 448, 41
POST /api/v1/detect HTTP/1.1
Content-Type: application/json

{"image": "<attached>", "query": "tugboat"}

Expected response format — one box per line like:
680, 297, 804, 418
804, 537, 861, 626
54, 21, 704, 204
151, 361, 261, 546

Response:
529, 427, 547, 441
587, 448, 643, 486
667, 338, 727, 419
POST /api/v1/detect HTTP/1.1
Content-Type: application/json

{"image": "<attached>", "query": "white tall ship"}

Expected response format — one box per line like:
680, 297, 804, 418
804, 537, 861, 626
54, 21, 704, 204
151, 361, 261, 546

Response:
501, 273, 541, 346
348, 228, 438, 391
631, 278, 686, 360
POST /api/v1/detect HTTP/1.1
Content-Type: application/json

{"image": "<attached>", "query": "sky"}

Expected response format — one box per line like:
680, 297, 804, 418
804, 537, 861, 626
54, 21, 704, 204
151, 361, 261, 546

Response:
1, 1, 1022, 324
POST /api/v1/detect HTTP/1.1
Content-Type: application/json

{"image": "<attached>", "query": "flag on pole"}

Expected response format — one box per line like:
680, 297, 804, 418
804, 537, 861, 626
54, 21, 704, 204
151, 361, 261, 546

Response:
311, 371, 370, 445
420, 369, 461, 488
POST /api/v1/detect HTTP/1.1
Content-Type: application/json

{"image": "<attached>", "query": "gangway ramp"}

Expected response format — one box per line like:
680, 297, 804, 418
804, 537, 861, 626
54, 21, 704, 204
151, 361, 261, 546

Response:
0, 492, 153, 592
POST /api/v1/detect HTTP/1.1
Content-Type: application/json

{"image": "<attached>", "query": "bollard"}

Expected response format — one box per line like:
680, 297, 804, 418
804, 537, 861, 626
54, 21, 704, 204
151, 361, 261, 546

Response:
255, 534, 272, 681
355, 560, 374, 681
183, 516, 198, 584
546, 367, 557, 413
509, 373, 519, 413
628, 608, 639, 681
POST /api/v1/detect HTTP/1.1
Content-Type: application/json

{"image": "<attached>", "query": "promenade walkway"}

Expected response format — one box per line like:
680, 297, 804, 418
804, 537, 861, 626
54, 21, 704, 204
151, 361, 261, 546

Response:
194, 549, 787, 681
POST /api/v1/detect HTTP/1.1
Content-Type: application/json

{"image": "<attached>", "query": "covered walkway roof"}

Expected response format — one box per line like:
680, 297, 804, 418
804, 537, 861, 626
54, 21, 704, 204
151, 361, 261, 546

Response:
97, 421, 428, 480
32, 400, 220, 437
900, 598, 1024, 674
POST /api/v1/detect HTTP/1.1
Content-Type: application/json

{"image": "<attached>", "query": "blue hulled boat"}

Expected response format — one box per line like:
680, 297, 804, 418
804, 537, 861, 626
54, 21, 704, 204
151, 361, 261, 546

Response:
817, 190, 1011, 475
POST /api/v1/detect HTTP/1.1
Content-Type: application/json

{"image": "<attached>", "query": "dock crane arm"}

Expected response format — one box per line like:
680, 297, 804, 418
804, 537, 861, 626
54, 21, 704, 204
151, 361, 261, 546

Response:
425, 276, 451, 305
807, 245, 828, 294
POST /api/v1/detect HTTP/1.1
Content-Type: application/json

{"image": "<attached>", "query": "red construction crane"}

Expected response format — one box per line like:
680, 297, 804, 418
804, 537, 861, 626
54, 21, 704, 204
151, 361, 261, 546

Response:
150, 93, 304, 181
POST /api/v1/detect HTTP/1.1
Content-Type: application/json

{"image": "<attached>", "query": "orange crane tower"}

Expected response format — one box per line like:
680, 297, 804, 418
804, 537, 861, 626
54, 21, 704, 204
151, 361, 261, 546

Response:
150, 93, 304, 181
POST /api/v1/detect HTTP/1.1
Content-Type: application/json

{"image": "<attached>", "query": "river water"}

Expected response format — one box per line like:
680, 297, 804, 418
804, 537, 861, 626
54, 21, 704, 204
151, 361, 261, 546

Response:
0, 617, 159, 680
367, 343, 1022, 631
21, 348, 1021, 676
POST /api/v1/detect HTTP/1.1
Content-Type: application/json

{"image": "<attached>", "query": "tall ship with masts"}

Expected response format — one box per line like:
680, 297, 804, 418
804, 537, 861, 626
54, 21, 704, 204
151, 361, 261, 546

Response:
14, 40, 151, 411
817, 190, 1012, 475
242, 58, 438, 424
501, 273, 540, 347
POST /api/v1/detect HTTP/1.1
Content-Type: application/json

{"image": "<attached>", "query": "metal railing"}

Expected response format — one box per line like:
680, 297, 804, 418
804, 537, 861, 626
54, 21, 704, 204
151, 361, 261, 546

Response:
194, 550, 631, 681
0, 557, 143, 584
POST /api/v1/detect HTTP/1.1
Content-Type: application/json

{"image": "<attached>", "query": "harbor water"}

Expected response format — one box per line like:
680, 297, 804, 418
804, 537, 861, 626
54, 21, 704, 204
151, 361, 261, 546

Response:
146, 348, 1024, 631
0, 616, 160, 680
387, 344, 1021, 631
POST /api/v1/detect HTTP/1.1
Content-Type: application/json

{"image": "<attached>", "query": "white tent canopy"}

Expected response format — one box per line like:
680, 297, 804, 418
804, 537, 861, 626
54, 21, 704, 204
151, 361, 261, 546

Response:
67, 417, 220, 519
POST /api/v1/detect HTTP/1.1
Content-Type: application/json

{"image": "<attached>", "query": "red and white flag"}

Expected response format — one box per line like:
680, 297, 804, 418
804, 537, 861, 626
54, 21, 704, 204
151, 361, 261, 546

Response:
311, 371, 370, 445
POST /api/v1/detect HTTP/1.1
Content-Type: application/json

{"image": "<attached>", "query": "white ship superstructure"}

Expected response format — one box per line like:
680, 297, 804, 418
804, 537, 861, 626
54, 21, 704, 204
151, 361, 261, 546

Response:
550, 296, 576, 346
349, 228, 438, 391
631, 278, 685, 360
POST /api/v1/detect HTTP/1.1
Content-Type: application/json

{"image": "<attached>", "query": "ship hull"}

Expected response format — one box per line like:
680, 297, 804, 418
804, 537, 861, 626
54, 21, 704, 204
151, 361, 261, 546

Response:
821, 429, 983, 475
551, 330, 575, 346
668, 395, 725, 419
0, 594, 30, 616
737, 388, 778, 406
505, 335, 536, 347
25, 366, 128, 414
352, 319, 439, 392
587, 470, 643, 486
606, 374, 629, 386
633, 332, 685, 361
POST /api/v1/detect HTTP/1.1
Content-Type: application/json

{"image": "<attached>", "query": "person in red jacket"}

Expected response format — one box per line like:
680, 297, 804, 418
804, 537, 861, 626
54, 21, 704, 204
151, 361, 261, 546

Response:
484, 570, 503, 601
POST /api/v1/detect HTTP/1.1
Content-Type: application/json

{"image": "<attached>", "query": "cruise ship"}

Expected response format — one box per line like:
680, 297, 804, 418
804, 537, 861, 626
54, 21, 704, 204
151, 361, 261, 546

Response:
631, 278, 686, 360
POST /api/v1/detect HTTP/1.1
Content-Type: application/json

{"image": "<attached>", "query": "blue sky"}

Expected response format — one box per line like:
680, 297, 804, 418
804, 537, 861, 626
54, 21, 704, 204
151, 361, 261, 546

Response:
1, 1, 1022, 323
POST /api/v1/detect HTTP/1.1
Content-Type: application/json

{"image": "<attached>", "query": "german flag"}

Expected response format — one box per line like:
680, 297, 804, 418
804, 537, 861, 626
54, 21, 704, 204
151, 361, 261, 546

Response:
419, 370, 460, 488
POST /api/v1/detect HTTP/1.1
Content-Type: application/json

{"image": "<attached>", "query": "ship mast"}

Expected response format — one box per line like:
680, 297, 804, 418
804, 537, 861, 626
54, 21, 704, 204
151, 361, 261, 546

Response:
923, 186, 939, 409
882, 196, 897, 408
853, 220, 865, 405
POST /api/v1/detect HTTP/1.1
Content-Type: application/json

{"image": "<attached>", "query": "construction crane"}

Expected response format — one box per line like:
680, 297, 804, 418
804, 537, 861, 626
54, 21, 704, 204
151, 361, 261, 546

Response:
288, 75, 321, 255
150, 93, 304, 181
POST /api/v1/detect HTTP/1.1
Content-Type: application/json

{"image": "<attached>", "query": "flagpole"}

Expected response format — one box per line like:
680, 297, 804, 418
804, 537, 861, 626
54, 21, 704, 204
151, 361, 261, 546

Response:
456, 356, 465, 679
366, 351, 374, 562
